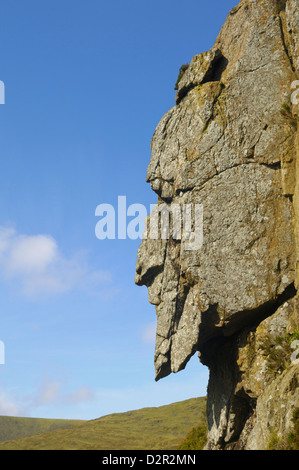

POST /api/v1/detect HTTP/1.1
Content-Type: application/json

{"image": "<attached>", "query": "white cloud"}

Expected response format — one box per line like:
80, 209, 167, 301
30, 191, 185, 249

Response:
7, 234, 58, 274
0, 226, 111, 298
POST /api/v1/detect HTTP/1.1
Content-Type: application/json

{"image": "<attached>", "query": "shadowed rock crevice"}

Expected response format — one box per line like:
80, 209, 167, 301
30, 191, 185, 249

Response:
279, 12, 296, 72
203, 331, 258, 449
201, 53, 228, 85
219, 282, 297, 337
201, 285, 298, 449
200, 283, 296, 366
175, 49, 228, 105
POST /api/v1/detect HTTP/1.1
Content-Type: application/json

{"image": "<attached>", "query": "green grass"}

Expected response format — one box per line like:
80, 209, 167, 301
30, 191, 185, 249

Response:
177, 425, 207, 450
0, 416, 84, 443
267, 408, 299, 450
260, 330, 299, 376
280, 101, 298, 130
0, 397, 207, 450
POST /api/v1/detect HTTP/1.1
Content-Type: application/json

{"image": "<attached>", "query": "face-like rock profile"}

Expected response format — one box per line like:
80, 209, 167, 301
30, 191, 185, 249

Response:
135, 0, 297, 381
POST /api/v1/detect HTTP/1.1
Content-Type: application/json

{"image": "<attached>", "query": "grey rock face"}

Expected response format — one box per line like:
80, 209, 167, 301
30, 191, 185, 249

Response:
135, 0, 299, 449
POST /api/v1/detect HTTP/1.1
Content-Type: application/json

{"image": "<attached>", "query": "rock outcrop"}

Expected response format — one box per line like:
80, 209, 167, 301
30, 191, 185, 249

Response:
135, 0, 299, 449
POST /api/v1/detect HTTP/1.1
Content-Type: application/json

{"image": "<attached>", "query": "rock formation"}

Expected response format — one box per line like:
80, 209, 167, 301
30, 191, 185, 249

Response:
135, 0, 299, 450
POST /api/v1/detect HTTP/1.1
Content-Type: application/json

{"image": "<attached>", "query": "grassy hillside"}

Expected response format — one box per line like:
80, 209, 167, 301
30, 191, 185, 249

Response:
0, 416, 85, 443
0, 397, 207, 450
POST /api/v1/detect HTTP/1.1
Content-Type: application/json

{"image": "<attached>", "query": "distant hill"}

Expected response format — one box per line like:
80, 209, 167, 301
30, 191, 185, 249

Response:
0, 397, 207, 450
0, 415, 85, 443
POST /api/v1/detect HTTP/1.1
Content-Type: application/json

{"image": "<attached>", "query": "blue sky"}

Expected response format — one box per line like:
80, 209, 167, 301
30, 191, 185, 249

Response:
0, 0, 237, 420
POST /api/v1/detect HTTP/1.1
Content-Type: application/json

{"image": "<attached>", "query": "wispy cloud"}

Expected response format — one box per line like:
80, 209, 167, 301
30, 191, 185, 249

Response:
64, 386, 95, 405
0, 378, 96, 417
0, 391, 22, 416
32, 378, 95, 408
0, 357, 209, 419
34, 378, 61, 405
0, 226, 111, 298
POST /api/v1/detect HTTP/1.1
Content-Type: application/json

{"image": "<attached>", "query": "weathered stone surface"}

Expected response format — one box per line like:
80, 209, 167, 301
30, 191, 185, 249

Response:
246, 364, 299, 449
136, 0, 299, 450
202, 297, 299, 449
